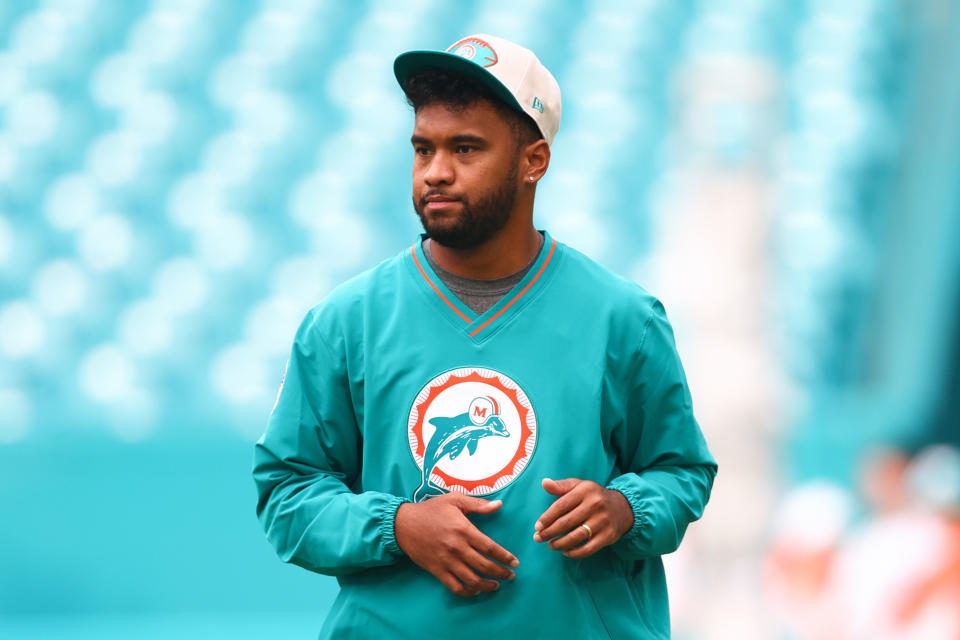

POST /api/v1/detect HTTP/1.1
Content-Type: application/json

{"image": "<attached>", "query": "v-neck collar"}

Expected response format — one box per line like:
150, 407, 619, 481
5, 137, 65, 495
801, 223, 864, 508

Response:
406, 228, 561, 342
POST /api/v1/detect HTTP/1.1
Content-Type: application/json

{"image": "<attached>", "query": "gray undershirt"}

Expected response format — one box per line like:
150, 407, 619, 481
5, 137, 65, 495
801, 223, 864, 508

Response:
422, 231, 545, 315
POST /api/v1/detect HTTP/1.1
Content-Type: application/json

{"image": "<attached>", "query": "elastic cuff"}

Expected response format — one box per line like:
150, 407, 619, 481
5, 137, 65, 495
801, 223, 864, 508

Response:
379, 494, 412, 557
606, 478, 646, 543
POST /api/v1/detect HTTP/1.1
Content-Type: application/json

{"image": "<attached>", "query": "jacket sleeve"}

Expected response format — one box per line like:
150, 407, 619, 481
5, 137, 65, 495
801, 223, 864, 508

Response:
605, 297, 718, 561
252, 308, 410, 577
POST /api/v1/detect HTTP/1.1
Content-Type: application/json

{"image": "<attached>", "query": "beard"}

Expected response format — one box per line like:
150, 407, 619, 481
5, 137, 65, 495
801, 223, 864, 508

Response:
412, 156, 519, 250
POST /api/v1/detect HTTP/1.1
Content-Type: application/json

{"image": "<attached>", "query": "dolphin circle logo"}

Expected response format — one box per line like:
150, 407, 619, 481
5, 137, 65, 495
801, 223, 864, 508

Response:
408, 367, 537, 502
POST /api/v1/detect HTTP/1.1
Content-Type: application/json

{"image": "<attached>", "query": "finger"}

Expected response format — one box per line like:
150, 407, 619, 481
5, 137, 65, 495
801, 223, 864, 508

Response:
533, 490, 586, 538
438, 571, 475, 598
467, 527, 520, 568
453, 494, 503, 514
450, 559, 500, 595
562, 536, 606, 559
462, 546, 516, 581
541, 477, 581, 496
536, 503, 592, 543
548, 520, 599, 552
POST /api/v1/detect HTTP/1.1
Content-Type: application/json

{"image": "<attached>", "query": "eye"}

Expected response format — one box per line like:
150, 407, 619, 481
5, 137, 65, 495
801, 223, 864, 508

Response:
414, 146, 431, 156
456, 145, 475, 154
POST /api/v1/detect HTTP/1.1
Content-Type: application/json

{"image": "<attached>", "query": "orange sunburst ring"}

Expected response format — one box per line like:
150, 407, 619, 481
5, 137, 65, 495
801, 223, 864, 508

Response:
408, 367, 537, 496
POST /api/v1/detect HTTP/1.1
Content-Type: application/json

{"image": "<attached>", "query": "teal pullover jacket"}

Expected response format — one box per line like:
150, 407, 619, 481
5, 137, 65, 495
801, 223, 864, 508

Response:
253, 229, 717, 639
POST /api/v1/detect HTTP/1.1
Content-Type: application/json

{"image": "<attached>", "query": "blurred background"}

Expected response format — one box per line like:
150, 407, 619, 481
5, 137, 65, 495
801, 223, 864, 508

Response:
1, 0, 958, 638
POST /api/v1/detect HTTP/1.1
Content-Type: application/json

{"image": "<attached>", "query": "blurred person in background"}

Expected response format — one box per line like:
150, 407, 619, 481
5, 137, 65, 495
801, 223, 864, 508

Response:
790, 445, 960, 640
763, 481, 854, 640
891, 445, 960, 638
765, 445, 960, 640
825, 445, 941, 640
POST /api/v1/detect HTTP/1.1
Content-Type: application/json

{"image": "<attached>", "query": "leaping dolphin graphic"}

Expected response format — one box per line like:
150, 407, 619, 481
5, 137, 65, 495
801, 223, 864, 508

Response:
413, 411, 510, 502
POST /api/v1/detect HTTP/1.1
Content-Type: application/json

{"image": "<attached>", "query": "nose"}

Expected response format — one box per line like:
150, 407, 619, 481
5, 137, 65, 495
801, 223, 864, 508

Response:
423, 150, 454, 186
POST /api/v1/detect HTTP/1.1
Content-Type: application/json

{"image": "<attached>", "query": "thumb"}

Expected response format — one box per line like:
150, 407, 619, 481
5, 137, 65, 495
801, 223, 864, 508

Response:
453, 493, 503, 514
542, 477, 580, 495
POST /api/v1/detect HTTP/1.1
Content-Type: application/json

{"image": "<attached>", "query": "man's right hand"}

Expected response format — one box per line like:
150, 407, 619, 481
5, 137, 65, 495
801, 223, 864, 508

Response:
394, 493, 518, 597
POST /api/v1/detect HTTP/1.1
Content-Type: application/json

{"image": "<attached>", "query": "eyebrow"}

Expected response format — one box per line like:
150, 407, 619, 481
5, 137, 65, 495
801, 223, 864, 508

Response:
410, 134, 488, 145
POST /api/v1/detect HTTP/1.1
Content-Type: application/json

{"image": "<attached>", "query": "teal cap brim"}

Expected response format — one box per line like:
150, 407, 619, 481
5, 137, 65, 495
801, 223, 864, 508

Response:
393, 50, 525, 115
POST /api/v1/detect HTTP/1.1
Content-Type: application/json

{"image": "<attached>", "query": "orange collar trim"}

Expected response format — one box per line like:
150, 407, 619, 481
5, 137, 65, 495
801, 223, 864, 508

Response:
410, 246, 473, 324
468, 238, 556, 337
410, 237, 557, 337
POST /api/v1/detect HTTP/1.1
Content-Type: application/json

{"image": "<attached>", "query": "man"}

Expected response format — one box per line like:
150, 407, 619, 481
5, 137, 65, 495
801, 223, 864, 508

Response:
253, 33, 717, 639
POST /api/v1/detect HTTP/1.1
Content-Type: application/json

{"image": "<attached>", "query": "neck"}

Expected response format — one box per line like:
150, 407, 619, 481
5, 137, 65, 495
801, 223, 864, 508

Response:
428, 218, 542, 279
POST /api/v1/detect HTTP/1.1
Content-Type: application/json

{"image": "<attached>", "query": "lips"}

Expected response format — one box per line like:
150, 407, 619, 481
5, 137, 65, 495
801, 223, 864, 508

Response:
422, 193, 461, 210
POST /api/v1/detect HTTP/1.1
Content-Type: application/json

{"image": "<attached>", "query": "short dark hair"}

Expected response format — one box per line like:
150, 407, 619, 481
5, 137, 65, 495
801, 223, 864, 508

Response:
402, 67, 543, 149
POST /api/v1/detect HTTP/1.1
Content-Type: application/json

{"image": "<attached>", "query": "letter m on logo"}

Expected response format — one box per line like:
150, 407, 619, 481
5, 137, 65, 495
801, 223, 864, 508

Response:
473, 406, 488, 419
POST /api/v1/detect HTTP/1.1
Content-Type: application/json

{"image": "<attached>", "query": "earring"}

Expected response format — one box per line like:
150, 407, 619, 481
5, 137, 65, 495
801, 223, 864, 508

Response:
528, 176, 535, 182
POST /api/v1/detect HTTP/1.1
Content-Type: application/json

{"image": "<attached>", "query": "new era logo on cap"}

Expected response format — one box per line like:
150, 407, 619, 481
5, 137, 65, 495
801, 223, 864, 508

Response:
393, 33, 562, 146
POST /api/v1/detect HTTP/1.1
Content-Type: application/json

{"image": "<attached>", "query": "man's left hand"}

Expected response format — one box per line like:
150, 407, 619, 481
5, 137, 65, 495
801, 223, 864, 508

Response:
532, 478, 634, 558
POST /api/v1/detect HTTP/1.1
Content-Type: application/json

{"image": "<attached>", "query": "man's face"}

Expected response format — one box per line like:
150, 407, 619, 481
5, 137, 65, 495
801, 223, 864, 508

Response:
410, 100, 521, 250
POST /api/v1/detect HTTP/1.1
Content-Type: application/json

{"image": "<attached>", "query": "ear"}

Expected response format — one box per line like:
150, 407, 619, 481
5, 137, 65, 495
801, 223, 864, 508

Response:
521, 139, 551, 184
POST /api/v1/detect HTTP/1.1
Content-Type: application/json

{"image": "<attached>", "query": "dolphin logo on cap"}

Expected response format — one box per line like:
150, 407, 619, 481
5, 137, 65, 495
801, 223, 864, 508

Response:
446, 36, 498, 67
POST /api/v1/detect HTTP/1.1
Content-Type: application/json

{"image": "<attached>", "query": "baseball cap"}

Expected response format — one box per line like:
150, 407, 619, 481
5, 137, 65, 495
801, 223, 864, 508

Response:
393, 33, 561, 146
